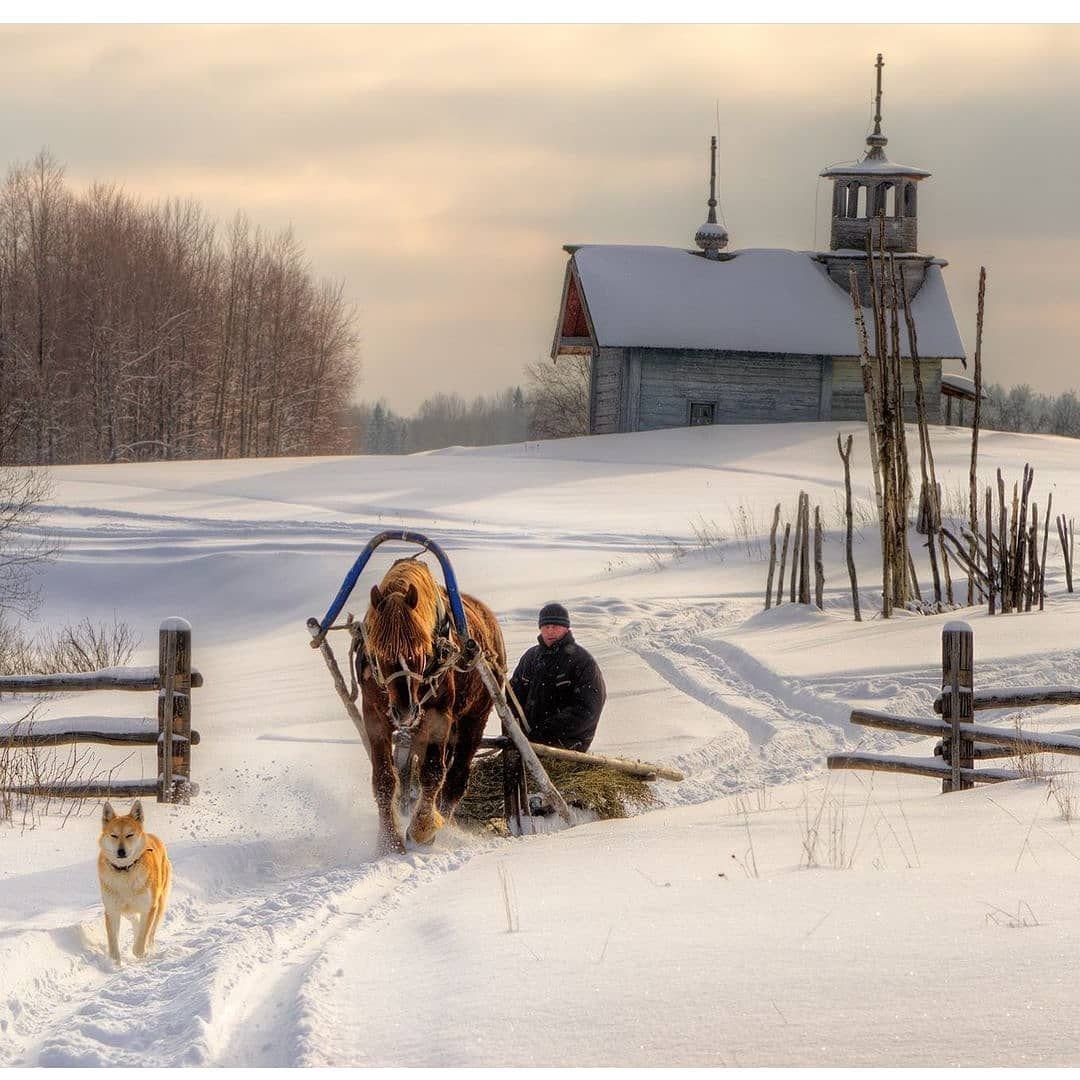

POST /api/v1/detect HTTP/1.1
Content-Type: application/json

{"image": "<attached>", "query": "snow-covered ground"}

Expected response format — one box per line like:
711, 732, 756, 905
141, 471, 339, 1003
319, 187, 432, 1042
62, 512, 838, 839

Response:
3, 420, 1080, 1066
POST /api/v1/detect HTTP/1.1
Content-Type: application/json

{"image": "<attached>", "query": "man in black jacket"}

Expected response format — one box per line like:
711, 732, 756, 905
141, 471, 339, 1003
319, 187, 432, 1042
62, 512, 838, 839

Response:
508, 602, 606, 752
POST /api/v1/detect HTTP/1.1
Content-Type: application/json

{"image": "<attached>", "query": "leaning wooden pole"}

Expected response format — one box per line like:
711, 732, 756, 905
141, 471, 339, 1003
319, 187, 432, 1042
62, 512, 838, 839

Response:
848, 270, 889, 617
799, 493, 812, 606
764, 502, 780, 611
776, 522, 791, 607
968, 267, 987, 605
901, 274, 942, 606
838, 433, 861, 621
814, 504, 825, 610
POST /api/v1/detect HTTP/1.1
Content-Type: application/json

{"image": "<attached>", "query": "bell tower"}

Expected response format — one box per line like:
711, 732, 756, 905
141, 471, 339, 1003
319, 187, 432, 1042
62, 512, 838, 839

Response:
820, 54, 930, 253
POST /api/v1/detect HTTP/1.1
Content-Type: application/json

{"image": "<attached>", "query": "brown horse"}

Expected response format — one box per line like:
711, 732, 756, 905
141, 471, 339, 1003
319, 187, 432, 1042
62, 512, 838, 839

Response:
358, 558, 506, 854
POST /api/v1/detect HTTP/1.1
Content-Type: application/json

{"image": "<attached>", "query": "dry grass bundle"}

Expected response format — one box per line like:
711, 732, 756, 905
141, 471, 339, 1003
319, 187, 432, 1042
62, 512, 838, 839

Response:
456, 749, 657, 828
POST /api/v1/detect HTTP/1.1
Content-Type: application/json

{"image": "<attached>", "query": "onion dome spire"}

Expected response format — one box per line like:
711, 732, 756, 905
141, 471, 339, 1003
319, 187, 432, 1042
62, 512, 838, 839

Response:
694, 135, 729, 258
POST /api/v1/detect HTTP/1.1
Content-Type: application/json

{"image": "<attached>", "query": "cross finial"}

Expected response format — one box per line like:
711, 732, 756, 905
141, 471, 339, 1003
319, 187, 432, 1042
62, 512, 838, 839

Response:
873, 53, 884, 135
707, 135, 718, 224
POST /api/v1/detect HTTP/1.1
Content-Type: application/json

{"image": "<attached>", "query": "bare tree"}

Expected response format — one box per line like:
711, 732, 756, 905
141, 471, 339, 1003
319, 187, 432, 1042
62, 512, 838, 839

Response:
0, 468, 59, 620
526, 355, 590, 439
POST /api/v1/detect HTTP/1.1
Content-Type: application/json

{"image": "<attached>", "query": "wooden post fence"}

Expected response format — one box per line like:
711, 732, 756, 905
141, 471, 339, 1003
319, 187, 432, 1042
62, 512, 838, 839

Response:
0, 617, 202, 804
828, 623, 1080, 787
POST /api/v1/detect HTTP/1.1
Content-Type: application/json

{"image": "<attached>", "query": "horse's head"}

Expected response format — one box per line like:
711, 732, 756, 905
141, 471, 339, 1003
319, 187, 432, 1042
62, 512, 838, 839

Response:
365, 568, 438, 730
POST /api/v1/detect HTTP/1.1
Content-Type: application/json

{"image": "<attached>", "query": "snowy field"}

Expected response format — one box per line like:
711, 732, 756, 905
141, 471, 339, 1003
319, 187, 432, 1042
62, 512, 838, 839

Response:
3, 420, 1080, 1067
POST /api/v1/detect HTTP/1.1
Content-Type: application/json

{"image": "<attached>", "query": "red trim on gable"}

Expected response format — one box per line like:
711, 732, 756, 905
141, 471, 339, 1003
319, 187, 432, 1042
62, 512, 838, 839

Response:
561, 274, 588, 339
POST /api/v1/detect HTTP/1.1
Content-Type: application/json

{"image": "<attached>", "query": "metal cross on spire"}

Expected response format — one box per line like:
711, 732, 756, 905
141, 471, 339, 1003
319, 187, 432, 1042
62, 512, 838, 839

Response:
873, 53, 884, 135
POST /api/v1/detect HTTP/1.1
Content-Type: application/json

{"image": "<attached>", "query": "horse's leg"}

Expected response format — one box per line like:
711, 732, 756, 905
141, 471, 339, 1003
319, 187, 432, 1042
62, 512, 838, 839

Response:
438, 711, 485, 820
407, 708, 451, 845
365, 706, 406, 855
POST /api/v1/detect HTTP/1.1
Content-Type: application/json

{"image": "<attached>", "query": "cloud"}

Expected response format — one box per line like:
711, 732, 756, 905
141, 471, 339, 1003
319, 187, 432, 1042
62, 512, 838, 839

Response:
1, 23, 1078, 410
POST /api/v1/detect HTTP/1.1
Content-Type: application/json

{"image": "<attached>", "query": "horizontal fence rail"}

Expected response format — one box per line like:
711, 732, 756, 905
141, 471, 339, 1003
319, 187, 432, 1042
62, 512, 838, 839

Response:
0, 667, 203, 695
933, 686, 1080, 714
0, 715, 201, 749
829, 622, 1080, 792
0, 618, 201, 805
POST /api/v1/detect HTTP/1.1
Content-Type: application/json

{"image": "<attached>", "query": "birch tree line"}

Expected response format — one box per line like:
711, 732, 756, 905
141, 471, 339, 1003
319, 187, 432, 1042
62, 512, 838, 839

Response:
0, 151, 359, 466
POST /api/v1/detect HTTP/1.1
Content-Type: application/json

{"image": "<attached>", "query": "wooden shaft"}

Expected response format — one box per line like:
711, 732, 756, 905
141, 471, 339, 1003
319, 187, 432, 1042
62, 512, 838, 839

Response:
306, 618, 372, 760
473, 653, 573, 825
985, 486, 996, 615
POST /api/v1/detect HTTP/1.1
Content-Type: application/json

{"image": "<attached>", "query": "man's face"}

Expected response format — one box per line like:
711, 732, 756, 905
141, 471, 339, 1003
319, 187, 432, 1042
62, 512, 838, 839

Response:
539, 624, 570, 647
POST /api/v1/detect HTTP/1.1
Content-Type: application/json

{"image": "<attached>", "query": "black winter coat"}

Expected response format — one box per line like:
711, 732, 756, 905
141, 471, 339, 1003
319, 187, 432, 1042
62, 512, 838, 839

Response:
508, 631, 606, 751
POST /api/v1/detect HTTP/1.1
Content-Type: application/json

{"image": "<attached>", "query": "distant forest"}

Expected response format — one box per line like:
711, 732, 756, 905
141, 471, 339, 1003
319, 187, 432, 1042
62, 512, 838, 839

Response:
349, 355, 591, 452
0, 152, 358, 466
980, 383, 1080, 438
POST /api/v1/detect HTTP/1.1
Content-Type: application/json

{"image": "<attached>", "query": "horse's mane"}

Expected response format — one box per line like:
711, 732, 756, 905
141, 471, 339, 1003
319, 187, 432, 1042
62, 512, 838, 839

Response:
364, 559, 442, 665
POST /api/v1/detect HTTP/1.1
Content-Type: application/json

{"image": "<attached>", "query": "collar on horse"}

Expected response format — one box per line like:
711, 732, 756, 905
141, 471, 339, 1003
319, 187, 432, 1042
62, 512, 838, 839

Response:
350, 592, 467, 729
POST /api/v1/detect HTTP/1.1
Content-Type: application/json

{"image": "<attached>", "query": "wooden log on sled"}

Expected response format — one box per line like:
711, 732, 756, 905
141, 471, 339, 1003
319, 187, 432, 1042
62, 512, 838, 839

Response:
479, 736, 684, 782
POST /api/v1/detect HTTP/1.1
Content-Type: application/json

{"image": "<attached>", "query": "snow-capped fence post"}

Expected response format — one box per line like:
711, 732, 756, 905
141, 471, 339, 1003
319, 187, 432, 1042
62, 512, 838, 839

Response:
158, 618, 193, 804
941, 622, 974, 793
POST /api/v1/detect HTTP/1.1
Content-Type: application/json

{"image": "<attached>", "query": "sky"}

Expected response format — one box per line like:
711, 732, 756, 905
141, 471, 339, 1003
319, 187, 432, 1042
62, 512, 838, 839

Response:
2, 22, 1078, 412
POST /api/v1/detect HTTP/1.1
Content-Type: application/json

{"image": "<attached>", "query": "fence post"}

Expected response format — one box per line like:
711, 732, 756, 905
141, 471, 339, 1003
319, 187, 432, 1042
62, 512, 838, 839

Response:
158, 618, 193, 805
941, 622, 974, 793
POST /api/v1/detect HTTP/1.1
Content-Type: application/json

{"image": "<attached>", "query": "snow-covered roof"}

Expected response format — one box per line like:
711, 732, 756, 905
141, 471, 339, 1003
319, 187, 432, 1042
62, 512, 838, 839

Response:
571, 245, 965, 359
941, 372, 983, 398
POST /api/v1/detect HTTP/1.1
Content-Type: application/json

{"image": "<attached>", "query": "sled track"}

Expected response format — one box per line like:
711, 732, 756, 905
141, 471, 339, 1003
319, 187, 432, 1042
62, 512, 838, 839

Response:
2, 841, 491, 1068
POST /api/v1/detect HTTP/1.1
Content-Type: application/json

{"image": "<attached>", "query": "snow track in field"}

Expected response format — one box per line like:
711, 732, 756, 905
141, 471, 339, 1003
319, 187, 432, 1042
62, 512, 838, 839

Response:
3, 841, 492, 1067
613, 601, 924, 801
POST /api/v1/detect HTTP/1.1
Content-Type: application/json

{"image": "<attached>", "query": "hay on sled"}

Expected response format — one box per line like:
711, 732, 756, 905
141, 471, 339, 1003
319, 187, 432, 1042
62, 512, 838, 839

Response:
456, 748, 657, 827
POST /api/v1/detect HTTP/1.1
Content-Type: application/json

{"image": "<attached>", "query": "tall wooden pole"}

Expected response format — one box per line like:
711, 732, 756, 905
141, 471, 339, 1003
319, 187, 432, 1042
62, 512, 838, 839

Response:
968, 267, 986, 605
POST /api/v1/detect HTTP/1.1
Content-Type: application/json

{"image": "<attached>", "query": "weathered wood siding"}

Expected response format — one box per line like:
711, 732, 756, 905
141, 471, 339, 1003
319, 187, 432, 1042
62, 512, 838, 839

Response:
831, 357, 942, 423
635, 349, 828, 430
590, 347, 624, 434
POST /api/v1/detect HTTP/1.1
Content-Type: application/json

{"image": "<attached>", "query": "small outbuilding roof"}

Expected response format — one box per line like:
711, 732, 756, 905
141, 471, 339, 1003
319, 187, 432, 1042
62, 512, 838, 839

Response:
567, 245, 965, 360
941, 372, 984, 400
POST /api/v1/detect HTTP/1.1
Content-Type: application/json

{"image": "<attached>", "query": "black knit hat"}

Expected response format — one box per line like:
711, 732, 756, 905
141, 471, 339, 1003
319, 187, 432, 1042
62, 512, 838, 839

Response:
537, 602, 570, 628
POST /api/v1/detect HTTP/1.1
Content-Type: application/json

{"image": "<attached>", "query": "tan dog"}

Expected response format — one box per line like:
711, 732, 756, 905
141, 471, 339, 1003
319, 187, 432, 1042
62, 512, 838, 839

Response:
98, 800, 172, 963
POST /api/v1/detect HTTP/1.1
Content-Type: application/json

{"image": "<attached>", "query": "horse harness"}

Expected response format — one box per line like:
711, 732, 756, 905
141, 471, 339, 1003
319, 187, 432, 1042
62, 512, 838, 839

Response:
347, 593, 479, 731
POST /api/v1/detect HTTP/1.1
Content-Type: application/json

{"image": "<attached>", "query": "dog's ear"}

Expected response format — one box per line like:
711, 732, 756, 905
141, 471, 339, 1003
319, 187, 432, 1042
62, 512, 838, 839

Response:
405, 583, 419, 609
370, 584, 383, 611
130, 800, 144, 823
102, 802, 116, 825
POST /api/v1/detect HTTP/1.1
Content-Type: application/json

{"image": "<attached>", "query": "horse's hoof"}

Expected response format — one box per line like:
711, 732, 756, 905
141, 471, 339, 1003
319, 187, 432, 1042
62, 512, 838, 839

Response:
408, 808, 444, 846
377, 833, 407, 856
